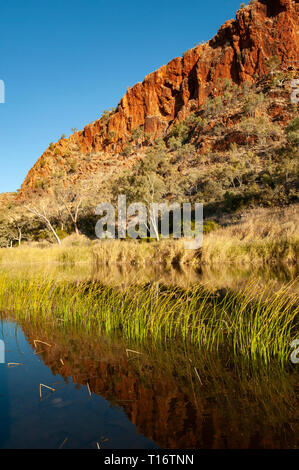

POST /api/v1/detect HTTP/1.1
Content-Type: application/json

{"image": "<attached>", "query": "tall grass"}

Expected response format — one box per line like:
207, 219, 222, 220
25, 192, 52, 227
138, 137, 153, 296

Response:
0, 204, 298, 268
0, 273, 297, 364
0, 234, 297, 269
202, 205, 299, 265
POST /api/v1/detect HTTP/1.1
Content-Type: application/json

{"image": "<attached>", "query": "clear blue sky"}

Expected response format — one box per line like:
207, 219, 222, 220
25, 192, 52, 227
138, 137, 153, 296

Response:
0, 0, 242, 193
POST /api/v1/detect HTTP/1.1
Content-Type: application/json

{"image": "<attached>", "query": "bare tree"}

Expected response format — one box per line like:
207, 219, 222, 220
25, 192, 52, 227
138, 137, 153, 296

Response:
0, 203, 28, 247
25, 199, 62, 244
8, 208, 28, 246
54, 180, 92, 235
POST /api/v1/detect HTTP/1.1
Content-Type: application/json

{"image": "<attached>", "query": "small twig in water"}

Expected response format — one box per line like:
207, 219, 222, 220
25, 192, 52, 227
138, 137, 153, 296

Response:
34, 340, 52, 348
194, 367, 203, 386
126, 349, 143, 358
39, 383, 55, 398
7, 363, 22, 367
59, 437, 68, 449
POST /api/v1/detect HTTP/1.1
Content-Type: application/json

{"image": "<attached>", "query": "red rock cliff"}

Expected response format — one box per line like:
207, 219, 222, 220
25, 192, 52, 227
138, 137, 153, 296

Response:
21, 0, 299, 194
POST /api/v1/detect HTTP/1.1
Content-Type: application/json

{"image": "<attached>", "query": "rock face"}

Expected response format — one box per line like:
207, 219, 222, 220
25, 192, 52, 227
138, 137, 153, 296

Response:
21, 0, 299, 194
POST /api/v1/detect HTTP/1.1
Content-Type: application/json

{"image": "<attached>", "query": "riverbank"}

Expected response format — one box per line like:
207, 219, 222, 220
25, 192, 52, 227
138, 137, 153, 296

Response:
0, 205, 298, 268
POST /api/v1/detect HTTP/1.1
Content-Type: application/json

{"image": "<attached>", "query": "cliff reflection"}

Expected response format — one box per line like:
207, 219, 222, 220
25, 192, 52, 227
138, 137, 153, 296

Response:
20, 321, 298, 449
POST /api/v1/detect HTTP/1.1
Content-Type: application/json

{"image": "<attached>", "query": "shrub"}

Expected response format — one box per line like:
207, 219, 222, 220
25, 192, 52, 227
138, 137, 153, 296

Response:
168, 136, 182, 151
107, 130, 116, 142
286, 117, 299, 133
184, 112, 203, 127
101, 108, 116, 124
243, 92, 265, 117
121, 145, 132, 157
68, 159, 78, 173
265, 56, 281, 75
131, 126, 144, 142
203, 181, 224, 201
203, 96, 224, 117
168, 122, 189, 142
203, 220, 220, 234
56, 228, 69, 240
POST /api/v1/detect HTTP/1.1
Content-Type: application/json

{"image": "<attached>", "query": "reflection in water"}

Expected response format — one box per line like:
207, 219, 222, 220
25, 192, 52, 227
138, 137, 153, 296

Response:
1, 261, 298, 291
1, 318, 297, 449
0, 260, 298, 449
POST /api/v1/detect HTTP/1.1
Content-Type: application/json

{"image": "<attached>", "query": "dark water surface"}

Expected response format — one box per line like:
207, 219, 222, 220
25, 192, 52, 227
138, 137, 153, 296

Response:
0, 316, 298, 449
0, 320, 158, 449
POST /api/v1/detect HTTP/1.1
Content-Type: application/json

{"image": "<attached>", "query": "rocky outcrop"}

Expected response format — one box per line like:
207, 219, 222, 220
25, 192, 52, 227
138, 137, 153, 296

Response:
20, 0, 299, 194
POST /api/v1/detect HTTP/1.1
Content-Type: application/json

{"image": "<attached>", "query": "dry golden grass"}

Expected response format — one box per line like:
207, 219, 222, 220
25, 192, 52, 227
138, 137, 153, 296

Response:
202, 205, 299, 265
92, 238, 197, 268
0, 205, 298, 268
220, 205, 298, 240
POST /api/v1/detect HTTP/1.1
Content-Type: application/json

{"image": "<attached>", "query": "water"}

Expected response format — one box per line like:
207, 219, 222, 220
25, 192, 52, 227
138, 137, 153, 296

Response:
0, 320, 158, 449
0, 316, 298, 449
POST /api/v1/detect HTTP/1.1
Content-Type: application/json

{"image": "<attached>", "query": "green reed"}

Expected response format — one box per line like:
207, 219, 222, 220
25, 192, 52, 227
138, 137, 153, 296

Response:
0, 273, 298, 364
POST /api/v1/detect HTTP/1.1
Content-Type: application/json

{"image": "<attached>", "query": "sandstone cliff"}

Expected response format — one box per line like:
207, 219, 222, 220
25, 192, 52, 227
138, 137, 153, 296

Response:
20, 0, 299, 195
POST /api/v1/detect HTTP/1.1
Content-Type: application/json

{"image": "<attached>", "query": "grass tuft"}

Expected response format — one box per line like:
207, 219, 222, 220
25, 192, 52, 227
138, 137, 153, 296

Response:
0, 273, 297, 365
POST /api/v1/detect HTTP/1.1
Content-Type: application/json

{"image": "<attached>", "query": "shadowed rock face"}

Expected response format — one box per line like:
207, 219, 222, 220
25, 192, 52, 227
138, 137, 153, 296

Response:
20, 0, 299, 195
18, 322, 299, 449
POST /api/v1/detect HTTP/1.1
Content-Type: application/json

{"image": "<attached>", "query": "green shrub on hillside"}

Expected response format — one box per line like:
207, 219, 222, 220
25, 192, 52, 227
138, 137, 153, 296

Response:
203, 220, 220, 234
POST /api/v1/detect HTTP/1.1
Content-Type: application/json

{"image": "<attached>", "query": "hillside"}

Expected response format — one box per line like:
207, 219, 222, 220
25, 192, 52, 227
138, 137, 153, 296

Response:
0, 0, 298, 250
19, 0, 299, 196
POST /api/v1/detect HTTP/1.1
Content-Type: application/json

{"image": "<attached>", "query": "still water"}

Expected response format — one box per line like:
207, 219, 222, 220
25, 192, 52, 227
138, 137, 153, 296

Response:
0, 316, 298, 449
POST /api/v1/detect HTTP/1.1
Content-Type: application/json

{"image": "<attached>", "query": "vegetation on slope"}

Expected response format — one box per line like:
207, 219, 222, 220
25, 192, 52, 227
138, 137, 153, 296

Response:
0, 66, 298, 254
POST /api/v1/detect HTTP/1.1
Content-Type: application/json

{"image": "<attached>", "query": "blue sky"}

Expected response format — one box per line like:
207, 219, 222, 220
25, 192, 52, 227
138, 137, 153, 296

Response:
0, 0, 242, 193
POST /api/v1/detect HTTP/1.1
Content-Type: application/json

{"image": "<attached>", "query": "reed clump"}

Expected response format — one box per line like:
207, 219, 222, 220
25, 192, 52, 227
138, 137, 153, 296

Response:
0, 273, 297, 364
